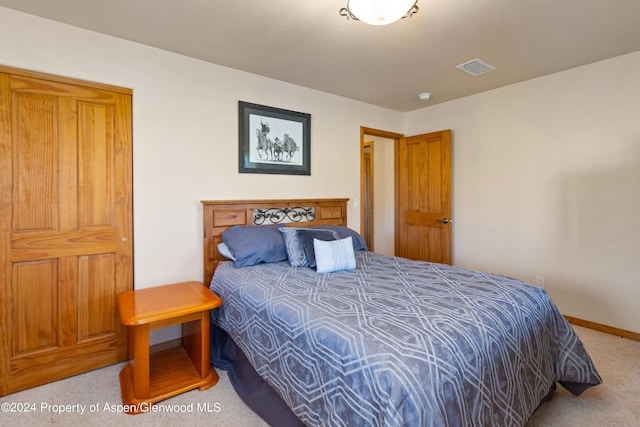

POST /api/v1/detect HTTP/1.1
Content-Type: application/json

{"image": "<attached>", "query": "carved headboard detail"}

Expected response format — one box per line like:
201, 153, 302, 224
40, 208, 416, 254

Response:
201, 199, 349, 285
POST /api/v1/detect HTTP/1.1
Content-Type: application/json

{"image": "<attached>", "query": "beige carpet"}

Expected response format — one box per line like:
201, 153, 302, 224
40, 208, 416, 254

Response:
1, 325, 637, 426
525, 325, 639, 427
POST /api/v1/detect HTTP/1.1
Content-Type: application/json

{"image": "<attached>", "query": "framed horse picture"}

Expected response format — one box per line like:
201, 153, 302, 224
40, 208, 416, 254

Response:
238, 101, 311, 175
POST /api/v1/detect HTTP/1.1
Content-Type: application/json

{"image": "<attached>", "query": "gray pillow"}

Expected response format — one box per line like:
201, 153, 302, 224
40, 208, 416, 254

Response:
297, 229, 340, 268
221, 224, 287, 267
280, 227, 340, 267
279, 227, 307, 266
311, 226, 368, 251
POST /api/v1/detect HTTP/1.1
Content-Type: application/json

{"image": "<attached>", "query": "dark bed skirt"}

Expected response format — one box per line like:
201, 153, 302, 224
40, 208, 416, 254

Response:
210, 325, 556, 426
210, 325, 305, 427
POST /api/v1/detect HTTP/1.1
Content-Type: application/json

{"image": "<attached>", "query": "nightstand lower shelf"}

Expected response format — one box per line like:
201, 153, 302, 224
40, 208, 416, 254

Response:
119, 346, 219, 414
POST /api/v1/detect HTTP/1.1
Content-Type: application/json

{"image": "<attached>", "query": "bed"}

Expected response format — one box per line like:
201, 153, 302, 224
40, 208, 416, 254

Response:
202, 199, 602, 427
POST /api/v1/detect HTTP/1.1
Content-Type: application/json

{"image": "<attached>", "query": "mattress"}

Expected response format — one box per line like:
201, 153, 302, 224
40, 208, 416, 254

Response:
209, 251, 601, 426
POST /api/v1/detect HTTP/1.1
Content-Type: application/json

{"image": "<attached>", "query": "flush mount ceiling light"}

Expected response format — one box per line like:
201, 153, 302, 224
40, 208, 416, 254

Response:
340, 0, 419, 26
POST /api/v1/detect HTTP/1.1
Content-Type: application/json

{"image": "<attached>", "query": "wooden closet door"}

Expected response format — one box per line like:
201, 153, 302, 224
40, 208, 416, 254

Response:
0, 66, 132, 395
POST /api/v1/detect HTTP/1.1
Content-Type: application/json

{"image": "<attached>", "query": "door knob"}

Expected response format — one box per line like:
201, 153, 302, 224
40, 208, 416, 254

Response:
437, 218, 452, 224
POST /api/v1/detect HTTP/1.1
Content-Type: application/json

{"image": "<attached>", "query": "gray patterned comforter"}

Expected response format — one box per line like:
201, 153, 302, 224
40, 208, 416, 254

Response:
210, 252, 601, 427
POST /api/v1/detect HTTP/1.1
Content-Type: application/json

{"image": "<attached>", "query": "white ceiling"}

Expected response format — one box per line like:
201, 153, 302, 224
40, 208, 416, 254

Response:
2, 0, 640, 112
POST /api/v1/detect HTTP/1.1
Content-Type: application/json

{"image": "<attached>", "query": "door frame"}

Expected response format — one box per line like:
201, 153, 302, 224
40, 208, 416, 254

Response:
359, 127, 404, 255
361, 139, 374, 251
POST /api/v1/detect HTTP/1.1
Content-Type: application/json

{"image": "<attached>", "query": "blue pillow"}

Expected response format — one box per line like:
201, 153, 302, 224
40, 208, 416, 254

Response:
311, 226, 368, 251
221, 224, 287, 267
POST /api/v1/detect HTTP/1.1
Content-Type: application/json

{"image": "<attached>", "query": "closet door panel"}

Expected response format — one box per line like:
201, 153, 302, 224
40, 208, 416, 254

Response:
78, 101, 115, 228
77, 253, 117, 341
0, 66, 132, 396
11, 260, 59, 355
12, 92, 59, 233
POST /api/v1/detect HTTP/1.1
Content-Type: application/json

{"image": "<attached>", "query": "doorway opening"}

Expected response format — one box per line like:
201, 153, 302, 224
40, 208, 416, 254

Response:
360, 127, 404, 256
360, 127, 453, 263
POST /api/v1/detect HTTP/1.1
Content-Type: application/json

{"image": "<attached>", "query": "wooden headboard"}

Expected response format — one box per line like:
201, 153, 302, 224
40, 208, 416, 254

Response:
201, 198, 349, 285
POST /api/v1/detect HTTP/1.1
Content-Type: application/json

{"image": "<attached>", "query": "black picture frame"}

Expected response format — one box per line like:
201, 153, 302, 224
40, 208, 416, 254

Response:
238, 101, 311, 175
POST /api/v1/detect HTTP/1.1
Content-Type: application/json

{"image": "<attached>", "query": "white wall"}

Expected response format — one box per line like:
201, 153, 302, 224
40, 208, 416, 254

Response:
0, 7, 403, 284
405, 51, 640, 333
2, 7, 638, 335
0, 7, 403, 342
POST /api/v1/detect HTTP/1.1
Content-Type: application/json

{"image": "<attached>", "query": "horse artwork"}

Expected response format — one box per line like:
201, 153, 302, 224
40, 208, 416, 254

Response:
255, 121, 272, 160
240, 101, 310, 175
283, 134, 297, 162
254, 121, 298, 164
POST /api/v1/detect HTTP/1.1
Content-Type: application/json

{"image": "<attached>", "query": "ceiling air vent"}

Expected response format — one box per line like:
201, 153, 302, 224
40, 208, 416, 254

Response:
456, 58, 496, 76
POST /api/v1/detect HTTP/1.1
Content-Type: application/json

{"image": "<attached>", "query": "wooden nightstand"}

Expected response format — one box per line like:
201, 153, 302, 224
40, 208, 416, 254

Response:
117, 281, 222, 414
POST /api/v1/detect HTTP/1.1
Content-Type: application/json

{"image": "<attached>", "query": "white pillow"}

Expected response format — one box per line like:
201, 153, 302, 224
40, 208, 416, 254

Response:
313, 236, 356, 273
217, 242, 236, 260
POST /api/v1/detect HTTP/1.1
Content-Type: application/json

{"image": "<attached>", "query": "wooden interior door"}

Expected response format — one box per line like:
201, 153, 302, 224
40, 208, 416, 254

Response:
0, 66, 133, 395
397, 130, 452, 264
